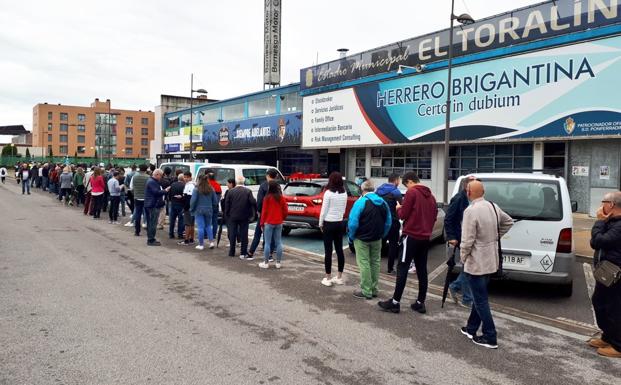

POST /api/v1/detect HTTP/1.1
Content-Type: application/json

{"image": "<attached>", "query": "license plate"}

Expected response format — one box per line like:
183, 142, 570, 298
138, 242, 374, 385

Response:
503, 254, 529, 266
288, 205, 305, 212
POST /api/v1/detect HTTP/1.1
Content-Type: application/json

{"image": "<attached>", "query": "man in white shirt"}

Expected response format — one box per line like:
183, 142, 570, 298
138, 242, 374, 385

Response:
179, 171, 196, 246
83, 166, 95, 215
0, 166, 7, 184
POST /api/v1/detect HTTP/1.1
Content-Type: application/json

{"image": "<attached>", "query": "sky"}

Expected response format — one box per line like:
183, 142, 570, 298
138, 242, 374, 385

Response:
0, 0, 543, 139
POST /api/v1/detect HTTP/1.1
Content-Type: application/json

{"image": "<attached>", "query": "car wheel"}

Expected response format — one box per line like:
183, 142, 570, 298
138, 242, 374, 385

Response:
282, 226, 292, 236
558, 282, 573, 297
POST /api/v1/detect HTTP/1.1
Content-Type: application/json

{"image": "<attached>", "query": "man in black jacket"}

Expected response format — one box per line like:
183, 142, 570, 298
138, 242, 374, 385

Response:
168, 173, 186, 239
247, 168, 278, 259
158, 167, 174, 230
225, 176, 257, 258
589, 191, 621, 358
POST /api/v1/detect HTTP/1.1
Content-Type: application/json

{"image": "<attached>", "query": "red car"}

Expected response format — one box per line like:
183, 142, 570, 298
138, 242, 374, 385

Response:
282, 178, 362, 235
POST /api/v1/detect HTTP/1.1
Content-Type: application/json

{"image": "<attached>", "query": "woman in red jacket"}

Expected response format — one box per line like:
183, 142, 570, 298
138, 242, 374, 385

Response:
90, 168, 106, 219
258, 181, 288, 269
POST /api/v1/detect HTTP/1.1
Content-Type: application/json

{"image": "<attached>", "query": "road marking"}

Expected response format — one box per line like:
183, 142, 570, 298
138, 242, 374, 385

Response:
428, 262, 447, 282
582, 262, 598, 326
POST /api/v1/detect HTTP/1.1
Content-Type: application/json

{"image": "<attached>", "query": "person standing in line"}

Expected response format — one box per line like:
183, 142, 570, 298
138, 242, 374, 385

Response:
59, 167, 73, 205
30, 163, 38, 188
157, 167, 174, 230
37, 163, 44, 188
107, 170, 123, 224
190, 175, 219, 250
178, 171, 196, 246
376, 174, 403, 274
73, 167, 85, 207
168, 173, 186, 239
588, 191, 621, 358
319, 171, 348, 287
144, 169, 170, 246
258, 181, 288, 269
0, 166, 7, 184
458, 180, 513, 349
205, 169, 222, 244
83, 166, 94, 215
378, 172, 437, 314
41, 163, 49, 191
348, 180, 391, 299
248, 169, 279, 259
90, 168, 106, 219
20, 164, 31, 195
123, 165, 137, 226
225, 176, 256, 259
130, 164, 149, 236
117, 169, 127, 217
446, 176, 476, 307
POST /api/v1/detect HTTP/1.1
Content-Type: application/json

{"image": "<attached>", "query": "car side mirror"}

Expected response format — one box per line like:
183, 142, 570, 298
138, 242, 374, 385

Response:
571, 201, 578, 213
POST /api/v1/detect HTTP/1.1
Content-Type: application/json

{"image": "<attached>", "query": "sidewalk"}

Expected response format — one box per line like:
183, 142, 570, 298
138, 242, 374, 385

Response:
573, 213, 595, 258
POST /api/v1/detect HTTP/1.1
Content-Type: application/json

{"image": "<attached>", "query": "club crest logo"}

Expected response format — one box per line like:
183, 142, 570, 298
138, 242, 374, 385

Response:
218, 125, 230, 147
278, 118, 286, 142
305, 69, 314, 88
564, 117, 576, 135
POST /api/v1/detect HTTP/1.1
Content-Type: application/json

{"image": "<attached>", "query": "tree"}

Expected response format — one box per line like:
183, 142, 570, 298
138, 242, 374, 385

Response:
25, 148, 31, 158
1, 144, 17, 156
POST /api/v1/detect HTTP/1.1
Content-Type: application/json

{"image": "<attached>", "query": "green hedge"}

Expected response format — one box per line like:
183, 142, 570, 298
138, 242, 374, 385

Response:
0, 156, 150, 168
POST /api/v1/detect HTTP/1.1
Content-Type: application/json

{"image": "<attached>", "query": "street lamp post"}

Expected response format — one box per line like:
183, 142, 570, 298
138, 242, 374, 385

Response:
189, 73, 208, 161
443, 0, 474, 203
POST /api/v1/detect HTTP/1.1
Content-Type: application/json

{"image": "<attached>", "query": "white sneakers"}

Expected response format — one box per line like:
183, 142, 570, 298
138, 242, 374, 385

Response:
209, 242, 215, 249
322, 276, 345, 287
195, 245, 204, 250
408, 263, 417, 273
275, 263, 281, 269
258, 262, 269, 269
124, 221, 133, 227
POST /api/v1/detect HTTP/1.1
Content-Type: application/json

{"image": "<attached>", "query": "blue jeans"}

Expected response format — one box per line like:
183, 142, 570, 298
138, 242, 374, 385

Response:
169, 202, 185, 238
195, 213, 214, 246
249, 213, 275, 255
263, 224, 283, 263
146, 207, 161, 244
450, 272, 473, 305
465, 273, 496, 343
133, 199, 145, 235
22, 179, 30, 194
42, 176, 48, 191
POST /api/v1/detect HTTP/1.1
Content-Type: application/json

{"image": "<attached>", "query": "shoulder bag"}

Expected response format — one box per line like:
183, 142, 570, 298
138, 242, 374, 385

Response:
593, 257, 621, 287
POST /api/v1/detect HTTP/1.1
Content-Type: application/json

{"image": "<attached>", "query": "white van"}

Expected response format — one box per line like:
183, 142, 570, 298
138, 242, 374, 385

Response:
195, 164, 285, 198
452, 173, 577, 296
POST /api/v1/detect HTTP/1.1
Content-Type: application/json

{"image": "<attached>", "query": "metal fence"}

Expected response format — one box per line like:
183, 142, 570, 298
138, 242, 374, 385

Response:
0, 156, 150, 168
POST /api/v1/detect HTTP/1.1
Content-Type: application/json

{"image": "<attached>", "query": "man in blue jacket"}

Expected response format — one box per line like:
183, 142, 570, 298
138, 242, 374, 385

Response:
445, 176, 476, 307
377, 174, 403, 274
144, 169, 171, 246
349, 180, 392, 300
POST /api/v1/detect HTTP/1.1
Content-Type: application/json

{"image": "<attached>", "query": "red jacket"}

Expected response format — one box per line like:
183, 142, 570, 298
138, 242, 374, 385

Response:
91, 176, 105, 194
260, 194, 288, 226
397, 184, 438, 240
209, 179, 222, 194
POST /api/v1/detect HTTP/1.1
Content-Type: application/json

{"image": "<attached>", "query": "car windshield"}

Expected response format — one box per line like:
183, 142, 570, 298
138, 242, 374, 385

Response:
481, 179, 562, 221
283, 183, 323, 197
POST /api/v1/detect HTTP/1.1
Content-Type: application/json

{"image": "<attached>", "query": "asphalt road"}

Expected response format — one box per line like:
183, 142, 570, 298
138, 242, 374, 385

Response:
1, 180, 620, 385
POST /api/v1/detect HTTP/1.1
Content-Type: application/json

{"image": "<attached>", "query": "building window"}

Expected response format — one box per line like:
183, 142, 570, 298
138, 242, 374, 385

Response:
126, 127, 133, 136
47, 145, 52, 155
248, 97, 276, 117
47, 123, 52, 130
125, 147, 133, 155
543, 142, 566, 176
449, 144, 534, 180
198, 108, 219, 123
77, 146, 85, 154
77, 125, 85, 132
77, 135, 85, 143
180, 113, 191, 127
125, 117, 133, 125
126, 137, 133, 145
140, 148, 148, 156
222, 103, 244, 121
280, 92, 302, 113
354, 149, 366, 177
141, 138, 148, 146
141, 127, 149, 136
60, 135, 68, 143
60, 124, 68, 132
78, 114, 86, 122
47, 134, 52, 142
47, 112, 53, 120
60, 113, 68, 121
59, 145, 68, 154
167, 116, 180, 129
141, 117, 148, 125
371, 147, 432, 180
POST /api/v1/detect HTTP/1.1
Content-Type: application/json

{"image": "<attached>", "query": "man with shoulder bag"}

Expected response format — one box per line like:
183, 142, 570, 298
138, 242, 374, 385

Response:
588, 191, 621, 358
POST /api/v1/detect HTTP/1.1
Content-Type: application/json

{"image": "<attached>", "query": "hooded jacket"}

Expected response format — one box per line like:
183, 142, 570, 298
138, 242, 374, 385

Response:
398, 184, 438, 240
376, 183, 402, 221
348, 192, 392, 242
444, 189, 470, 242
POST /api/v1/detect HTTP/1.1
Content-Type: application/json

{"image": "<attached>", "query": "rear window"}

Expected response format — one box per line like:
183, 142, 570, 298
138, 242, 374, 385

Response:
482, 179, 562, 221
162, 164, 190, 174
284, 183, 324, 197
242, 168, 285, 186
197, 167, 235, 185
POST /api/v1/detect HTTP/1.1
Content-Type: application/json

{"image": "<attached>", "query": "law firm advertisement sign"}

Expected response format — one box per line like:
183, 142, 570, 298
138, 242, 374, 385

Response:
302, 35, 621, 148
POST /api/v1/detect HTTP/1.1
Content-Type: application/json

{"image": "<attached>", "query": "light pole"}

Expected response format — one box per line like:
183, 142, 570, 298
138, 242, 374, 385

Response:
443, 0, 474, 203
189, 73, 207, 161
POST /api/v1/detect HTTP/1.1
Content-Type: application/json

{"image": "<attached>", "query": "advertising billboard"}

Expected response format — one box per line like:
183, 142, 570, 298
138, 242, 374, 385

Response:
300, 0, 620, 90
202, 112, 301, 150
264, 0, 282, 86
302, 35, 621, 148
